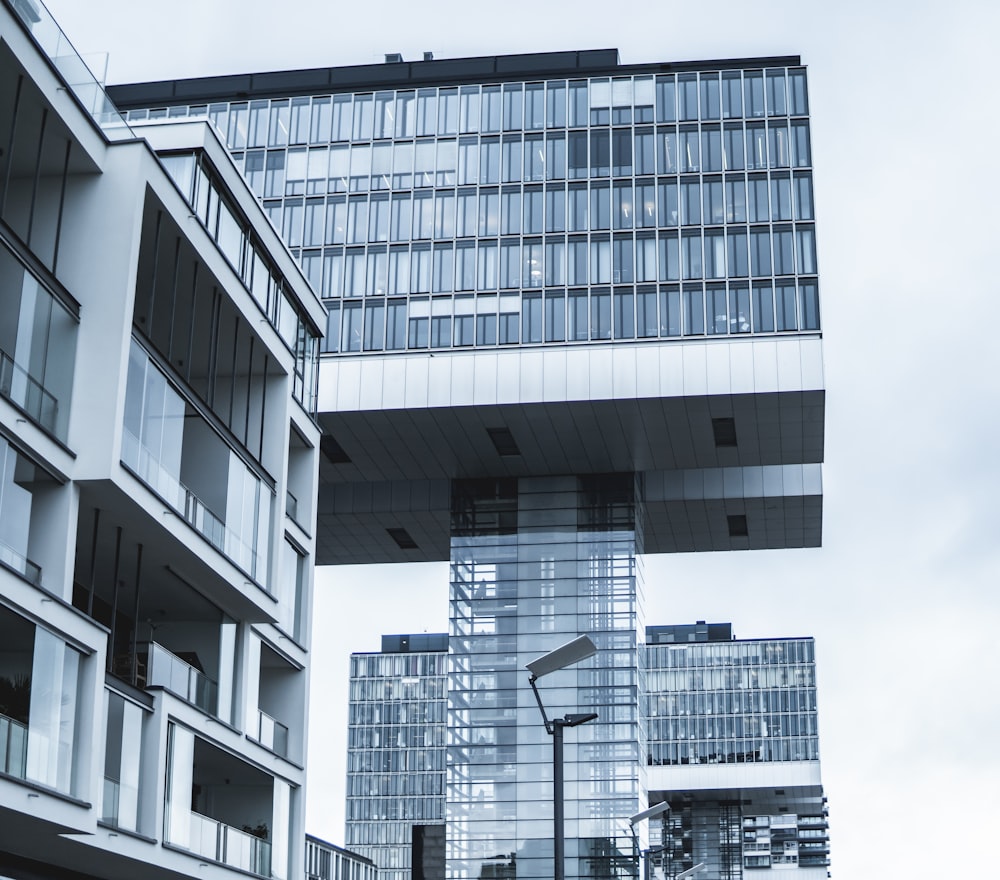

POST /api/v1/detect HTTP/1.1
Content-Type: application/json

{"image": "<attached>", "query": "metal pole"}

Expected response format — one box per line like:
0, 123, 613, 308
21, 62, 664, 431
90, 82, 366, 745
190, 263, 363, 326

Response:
553, 718, 565, 880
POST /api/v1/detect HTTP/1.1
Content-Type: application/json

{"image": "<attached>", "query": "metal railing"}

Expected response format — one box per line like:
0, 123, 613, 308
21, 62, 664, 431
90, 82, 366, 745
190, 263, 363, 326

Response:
0, 712, 28, 779
257, 709, 289, 758
188, 810, 272, 877
142, 641, 218, 716
0, 348, 58, 434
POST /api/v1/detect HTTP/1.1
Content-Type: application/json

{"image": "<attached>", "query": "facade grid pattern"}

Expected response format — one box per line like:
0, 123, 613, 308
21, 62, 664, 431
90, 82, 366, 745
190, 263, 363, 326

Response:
345, 650, 448, 880
645, 638, 819, 767
126, 65, 819, 355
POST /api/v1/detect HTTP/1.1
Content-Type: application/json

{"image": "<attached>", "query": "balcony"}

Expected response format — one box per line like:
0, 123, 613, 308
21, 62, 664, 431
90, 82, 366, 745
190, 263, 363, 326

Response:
188, 810, 272, 877
121, 340, 272, 583
121, 427, 263, 579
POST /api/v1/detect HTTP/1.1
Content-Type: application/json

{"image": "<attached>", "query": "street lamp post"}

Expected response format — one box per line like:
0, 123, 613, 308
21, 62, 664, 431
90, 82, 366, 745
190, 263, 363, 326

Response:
629, 802, 671, 880
526, 635, 599, 880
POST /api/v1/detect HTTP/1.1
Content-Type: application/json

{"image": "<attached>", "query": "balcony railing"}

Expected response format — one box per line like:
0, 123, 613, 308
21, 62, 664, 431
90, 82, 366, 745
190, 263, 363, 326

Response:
257, 709, 289, 758
101, 776, 120, 825
0, 712, 28, 779
141, 641, 218, 716
0, 535, 41, 584
0, 348, 57, 434
6, 0, 132, 135
188, 810, 272, 877
121, 428, 264, 579
285, 490, 297, 522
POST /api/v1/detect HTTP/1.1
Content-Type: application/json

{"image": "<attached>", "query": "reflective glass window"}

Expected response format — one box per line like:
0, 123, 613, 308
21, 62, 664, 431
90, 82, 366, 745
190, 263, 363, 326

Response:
545, 133, 566, 180
416, 89, 436, 136
678, 74, 698, 121
788, 69, 809, 116
791, 121, 811, 166
656, 76, 677, 122
501, 137, 522, 183
766, 70, 787, 116
700, 73, 721, 120
660, 286, 681, 335
545, 186, 566, 233
744, 71, 765, 118
546, 81, 567, 127
482, 86, 502, 132
590, 130, 610, 177
545, 291, 566, 341
438, 88, 458, 134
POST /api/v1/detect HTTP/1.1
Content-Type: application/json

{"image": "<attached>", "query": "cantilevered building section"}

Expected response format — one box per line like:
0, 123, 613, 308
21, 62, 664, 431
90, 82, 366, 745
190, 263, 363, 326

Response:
111, 47, 825, 880
0, 2, 323, 880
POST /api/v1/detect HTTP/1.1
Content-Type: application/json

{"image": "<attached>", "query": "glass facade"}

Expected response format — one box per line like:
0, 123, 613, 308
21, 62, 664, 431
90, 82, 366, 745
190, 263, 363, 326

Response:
645, 637, 819, 767
448, 475, 644, 880
346, 646, 448, 880
126, 64, 818, 354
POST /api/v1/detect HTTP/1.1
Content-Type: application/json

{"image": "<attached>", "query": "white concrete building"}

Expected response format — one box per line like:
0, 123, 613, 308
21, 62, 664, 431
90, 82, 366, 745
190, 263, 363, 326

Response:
0, 2, 324, 879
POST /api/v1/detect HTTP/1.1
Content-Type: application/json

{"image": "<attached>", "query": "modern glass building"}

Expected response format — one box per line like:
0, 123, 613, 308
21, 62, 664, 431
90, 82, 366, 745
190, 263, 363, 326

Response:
346, 633, 449, 880
111, 47, 825, 880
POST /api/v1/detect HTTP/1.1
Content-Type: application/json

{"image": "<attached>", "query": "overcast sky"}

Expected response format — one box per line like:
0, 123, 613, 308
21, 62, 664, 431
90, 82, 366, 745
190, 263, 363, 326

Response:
44, 0, 1000, 876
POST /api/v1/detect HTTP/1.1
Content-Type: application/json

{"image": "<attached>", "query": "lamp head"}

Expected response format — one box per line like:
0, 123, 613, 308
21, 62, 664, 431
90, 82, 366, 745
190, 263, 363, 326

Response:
526, 635, 598, 679
562, 712, 598, 727
629, 801, 671, 826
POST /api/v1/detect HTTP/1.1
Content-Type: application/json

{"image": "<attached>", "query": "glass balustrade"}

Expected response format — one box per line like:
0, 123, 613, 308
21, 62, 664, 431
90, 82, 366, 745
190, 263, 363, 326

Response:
141, 641, 218, 716
0, 713, 28, 779
257, 709, 290, 758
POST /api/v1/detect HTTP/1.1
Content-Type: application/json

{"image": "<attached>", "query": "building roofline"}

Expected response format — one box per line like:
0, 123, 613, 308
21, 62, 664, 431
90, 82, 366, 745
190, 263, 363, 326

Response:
305, 834, 377, 866
106, 49, 803, 109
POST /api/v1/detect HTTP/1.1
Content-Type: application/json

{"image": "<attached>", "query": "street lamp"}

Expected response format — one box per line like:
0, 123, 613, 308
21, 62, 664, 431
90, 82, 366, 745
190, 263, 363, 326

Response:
526, 635, 599, 880
629, 802, 670, 880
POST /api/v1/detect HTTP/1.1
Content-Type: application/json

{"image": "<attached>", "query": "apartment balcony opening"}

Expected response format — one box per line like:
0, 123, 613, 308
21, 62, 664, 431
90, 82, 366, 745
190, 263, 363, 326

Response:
0, 435, 62, 586
0, 603, 83, 795
132, 195, 279, 469
251, 643, 300, 761
122, 339, 272, 583
165, 723, 292, 879
72, 505, 238, 723
0, 235, 77, 439
0, 42, 100, 276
